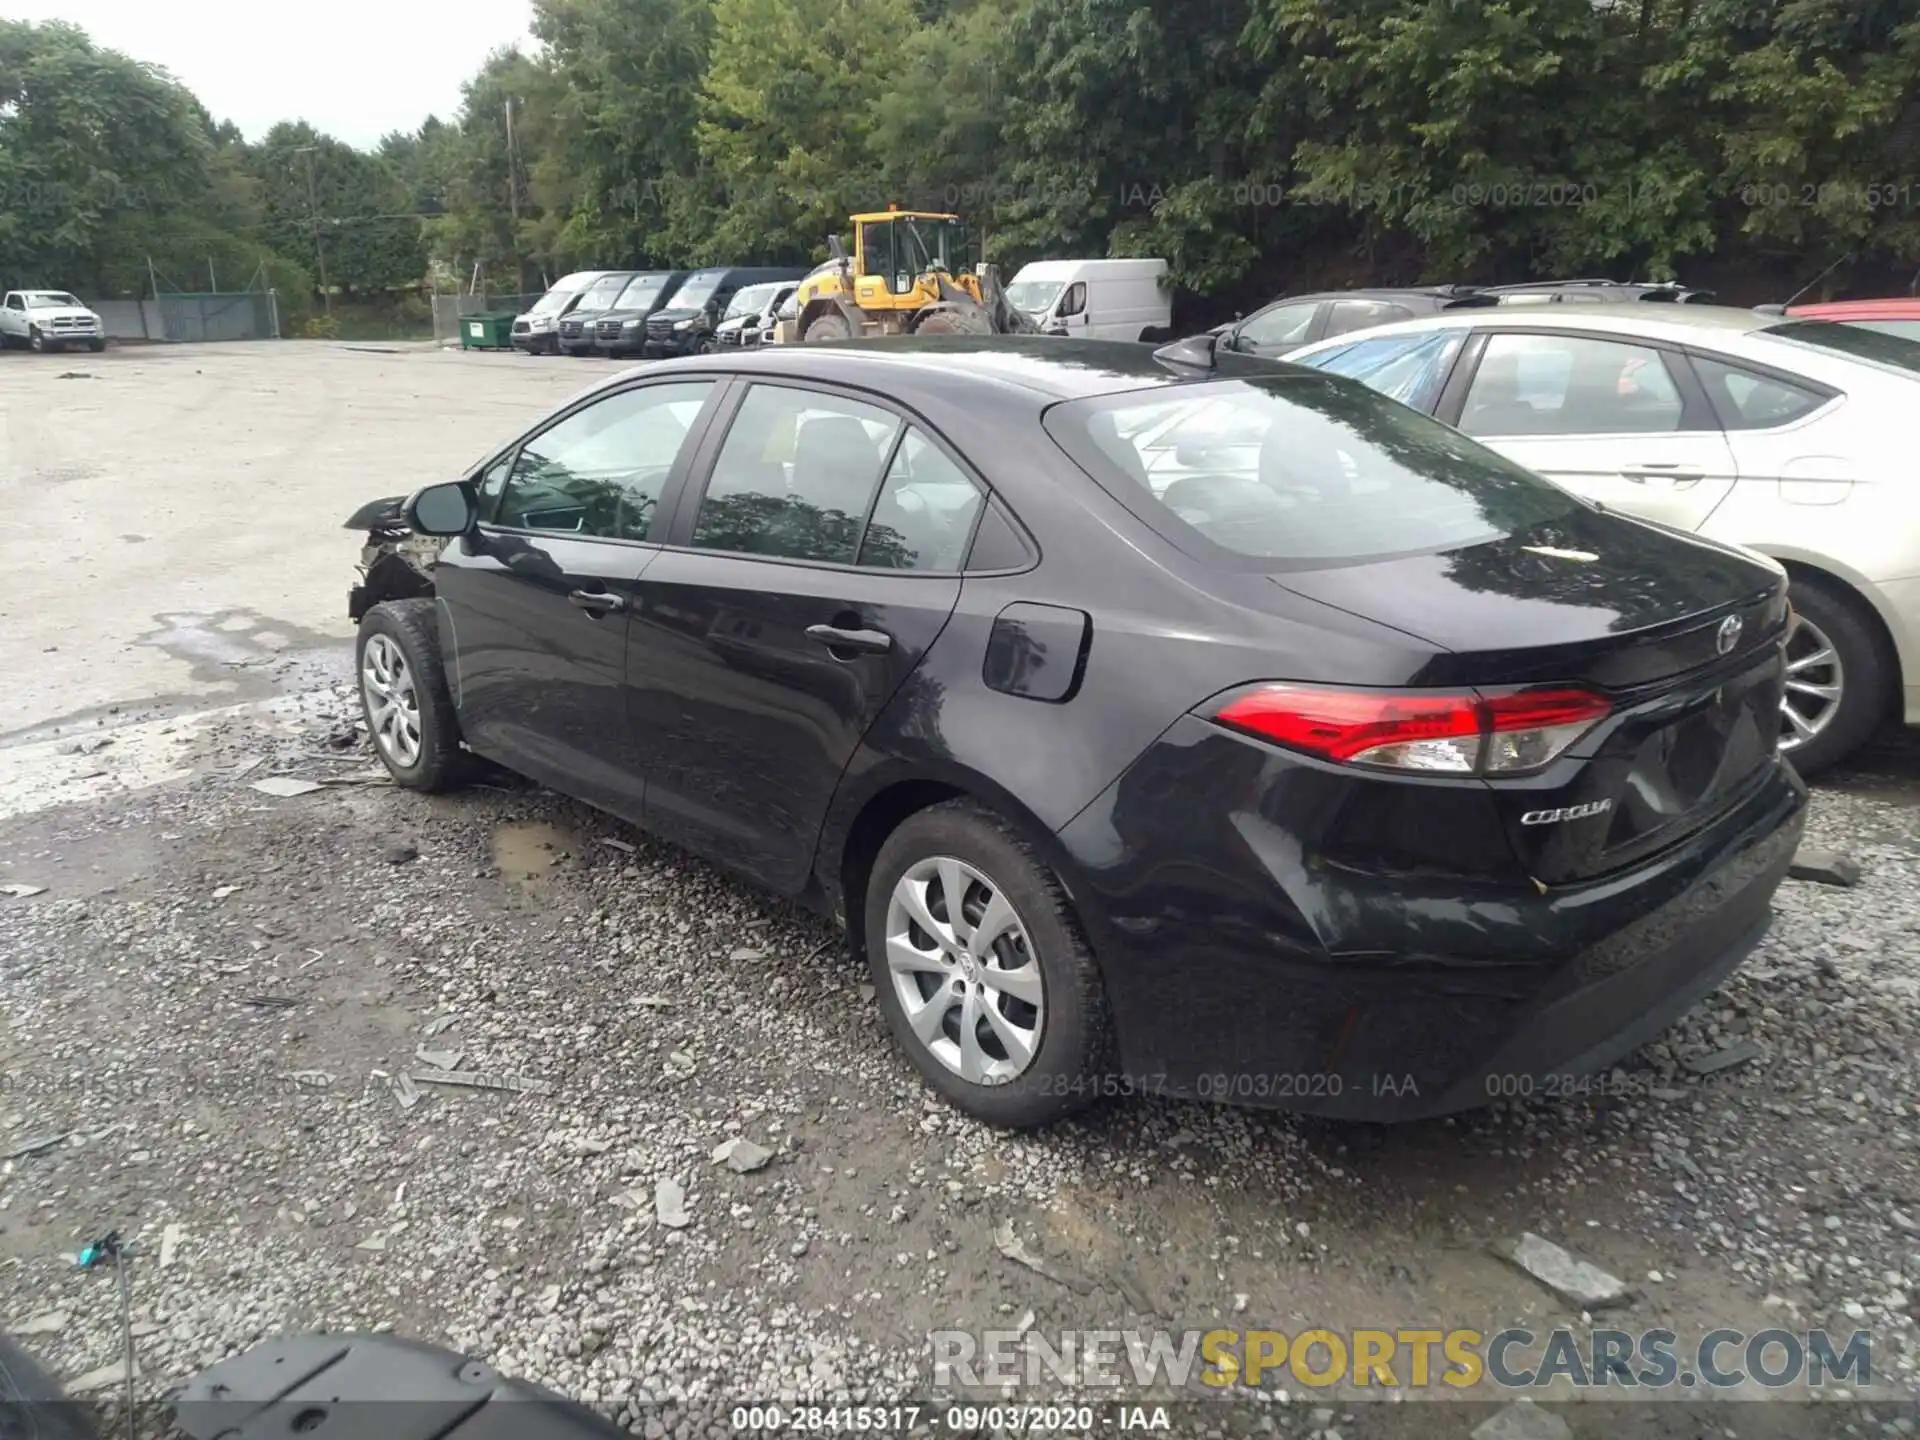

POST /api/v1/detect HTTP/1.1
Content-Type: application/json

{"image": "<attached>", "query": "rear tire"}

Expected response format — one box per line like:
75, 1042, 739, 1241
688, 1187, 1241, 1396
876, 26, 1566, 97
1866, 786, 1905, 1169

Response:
801, 311, 852, 343
1781, 574, 1894, 778
863, 800, 1112, 1128
356, 599, 466, 792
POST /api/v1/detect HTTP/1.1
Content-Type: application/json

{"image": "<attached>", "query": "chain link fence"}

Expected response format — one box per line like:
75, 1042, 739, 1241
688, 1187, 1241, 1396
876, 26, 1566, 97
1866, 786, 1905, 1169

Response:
83, 292, 280, 342
431, 293, 544, 347
156, 292, 279, 342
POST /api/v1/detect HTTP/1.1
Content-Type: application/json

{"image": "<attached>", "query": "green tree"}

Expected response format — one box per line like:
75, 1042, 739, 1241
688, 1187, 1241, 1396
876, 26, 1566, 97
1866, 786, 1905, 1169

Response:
0, 20, 214, 288
534, 0, 715, 266
1653, 0, 1920, 275
991, 0, 1267, 290
246, 122, 425, 296
696, 0, 920, 261
1245, 0, 1716, 280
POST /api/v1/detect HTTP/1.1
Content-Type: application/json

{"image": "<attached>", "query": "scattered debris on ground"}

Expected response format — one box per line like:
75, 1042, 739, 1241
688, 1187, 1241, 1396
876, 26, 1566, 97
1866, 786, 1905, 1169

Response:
1788, 847, 1864, 887
1493, 1232, 1635, 1312
248, 777, 323, 798
0, 678, 1914, 1431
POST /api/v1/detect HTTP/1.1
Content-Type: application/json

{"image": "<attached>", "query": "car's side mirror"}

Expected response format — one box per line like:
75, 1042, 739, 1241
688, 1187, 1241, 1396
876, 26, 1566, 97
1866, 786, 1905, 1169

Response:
404, 481, 477, 536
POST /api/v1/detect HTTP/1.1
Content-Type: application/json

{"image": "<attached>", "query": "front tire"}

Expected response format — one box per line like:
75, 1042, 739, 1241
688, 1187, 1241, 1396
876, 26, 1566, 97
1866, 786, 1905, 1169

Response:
801, 310, 852, 343
863, 800, 1112, 1128
910, 305, 992, 336
87, 338, 105, 353
28, 328, 46, 353
1780, 575, 1894, 777
357, 599, 465, 792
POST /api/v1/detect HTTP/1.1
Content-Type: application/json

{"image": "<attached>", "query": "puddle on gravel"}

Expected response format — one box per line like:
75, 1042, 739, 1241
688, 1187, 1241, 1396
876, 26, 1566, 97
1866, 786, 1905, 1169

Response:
490, 820, 577, 886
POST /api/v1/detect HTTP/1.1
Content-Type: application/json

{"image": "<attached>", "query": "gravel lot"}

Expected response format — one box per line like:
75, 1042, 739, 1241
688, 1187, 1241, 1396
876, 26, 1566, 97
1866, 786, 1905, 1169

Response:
1, 343, 1917, 1438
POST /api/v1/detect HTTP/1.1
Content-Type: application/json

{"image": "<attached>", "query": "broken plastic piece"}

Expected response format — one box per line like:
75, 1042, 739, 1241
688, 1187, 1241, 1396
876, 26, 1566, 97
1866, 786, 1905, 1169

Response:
249, 777, 324, 798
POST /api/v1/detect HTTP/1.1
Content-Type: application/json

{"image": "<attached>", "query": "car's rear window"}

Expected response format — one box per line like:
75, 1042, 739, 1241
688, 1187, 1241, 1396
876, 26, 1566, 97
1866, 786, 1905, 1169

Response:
1762, 319, 1920, 376
1850, 318, 1920, 341
1042, 374, 1580, 570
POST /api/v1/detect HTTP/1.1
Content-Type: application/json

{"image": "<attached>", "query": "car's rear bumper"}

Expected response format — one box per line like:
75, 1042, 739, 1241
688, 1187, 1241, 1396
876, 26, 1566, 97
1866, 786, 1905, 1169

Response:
1054, 720, 1808, 1120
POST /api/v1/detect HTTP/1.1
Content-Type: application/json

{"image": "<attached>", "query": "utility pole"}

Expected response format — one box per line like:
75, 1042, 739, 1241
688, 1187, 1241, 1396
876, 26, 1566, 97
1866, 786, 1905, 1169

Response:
293, 145, 332, 316
504, 96, 525, 295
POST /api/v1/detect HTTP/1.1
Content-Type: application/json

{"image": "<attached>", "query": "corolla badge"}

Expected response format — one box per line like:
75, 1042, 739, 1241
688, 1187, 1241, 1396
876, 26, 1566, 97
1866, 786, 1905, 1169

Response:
1520, 799, 1614, 826
1716, 614, 1743, 655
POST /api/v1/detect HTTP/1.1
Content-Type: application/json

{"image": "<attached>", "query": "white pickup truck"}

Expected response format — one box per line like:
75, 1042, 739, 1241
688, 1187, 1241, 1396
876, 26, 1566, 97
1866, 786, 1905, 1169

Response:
0, 290, 106, 352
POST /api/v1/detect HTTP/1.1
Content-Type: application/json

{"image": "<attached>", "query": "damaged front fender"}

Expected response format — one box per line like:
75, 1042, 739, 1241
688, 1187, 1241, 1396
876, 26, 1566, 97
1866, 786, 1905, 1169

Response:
346, 495, 450, 623
343, 495, 407, 531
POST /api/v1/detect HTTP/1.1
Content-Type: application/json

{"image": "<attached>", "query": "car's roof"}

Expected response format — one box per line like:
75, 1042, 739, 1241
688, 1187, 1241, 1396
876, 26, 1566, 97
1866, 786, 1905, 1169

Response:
1265, 282, 1707, 310
1292, 302, 1781, 350
1271, 287, 1457, 304
1790, 298, 1920, 319
631, 335, 1209, 401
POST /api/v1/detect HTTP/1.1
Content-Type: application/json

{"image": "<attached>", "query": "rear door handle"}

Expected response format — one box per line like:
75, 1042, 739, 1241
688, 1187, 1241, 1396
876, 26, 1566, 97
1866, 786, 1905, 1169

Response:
567, 589, 627, 615
1622, 464, 1705, 485
806, 623, 892, 654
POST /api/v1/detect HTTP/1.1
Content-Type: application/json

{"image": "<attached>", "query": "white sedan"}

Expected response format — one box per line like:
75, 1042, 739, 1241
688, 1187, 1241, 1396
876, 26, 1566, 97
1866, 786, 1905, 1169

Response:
1286, 305, 1920, 774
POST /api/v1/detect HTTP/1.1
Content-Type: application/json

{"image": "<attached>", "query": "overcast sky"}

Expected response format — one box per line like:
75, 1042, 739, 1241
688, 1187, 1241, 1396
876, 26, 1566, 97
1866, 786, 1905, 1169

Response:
12, 0, 538, 149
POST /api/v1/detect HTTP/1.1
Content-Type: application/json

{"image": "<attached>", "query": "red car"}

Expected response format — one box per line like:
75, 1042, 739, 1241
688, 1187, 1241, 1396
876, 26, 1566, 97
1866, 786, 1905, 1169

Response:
1787, 297, 1920, 341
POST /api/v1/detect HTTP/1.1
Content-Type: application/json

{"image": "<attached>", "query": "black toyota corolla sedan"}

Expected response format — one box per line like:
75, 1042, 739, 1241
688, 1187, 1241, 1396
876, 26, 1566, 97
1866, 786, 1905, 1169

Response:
344, 336, 1807, 1128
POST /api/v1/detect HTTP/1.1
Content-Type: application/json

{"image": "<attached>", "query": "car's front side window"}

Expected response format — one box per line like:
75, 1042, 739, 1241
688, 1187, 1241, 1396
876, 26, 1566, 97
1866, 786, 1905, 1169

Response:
1459, 332, 1684, 437
691, 385, 902, 563
1294, 331, 1465, 412
494, 381, 715, 541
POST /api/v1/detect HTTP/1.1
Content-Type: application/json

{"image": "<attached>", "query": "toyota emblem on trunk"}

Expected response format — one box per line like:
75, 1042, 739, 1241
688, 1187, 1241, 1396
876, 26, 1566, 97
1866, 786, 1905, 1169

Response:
1716, 614, 1743, 655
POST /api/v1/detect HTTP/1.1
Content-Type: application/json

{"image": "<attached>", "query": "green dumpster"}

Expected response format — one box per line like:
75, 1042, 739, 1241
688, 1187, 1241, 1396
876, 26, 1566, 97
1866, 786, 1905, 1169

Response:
460, 310, 517, 350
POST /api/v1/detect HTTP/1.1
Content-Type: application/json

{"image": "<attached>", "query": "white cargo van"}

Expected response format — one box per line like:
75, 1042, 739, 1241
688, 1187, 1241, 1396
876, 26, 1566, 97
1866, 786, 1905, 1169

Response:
1005, 259, 1171, 341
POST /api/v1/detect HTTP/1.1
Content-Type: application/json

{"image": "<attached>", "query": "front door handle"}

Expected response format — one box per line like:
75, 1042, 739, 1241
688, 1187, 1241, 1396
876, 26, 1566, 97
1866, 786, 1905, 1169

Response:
568, 588, 627, 615
806, 623, 892, 655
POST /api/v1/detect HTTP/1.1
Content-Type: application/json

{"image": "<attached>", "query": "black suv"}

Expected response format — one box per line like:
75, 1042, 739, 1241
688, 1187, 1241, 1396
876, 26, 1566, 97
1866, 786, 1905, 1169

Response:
1217, 280, 1713, 359
639, 266, 808, 358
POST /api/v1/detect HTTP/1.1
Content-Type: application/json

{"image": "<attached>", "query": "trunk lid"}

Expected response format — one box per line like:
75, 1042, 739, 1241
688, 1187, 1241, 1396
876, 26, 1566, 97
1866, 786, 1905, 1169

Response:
1274, 508, 1790, 884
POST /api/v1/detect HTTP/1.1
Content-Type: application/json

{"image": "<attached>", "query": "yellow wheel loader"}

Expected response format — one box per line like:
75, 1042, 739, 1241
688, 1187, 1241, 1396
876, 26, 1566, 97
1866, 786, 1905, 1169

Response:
775, 207, 1041, 344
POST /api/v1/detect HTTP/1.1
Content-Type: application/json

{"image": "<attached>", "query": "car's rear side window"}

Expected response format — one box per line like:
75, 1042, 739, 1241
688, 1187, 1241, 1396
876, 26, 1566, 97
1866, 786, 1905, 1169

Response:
1044, 374, 1579, 569
1323, 298, 1415, 338
1688, 355, 1830, 430
858, 429, 985, 572
691, 384, 901, 563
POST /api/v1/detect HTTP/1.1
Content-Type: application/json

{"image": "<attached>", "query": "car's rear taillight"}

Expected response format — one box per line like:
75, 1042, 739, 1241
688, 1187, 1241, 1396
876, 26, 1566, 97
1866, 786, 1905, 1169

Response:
1211, 684, 1611, 775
